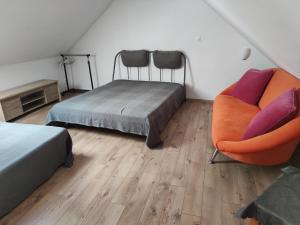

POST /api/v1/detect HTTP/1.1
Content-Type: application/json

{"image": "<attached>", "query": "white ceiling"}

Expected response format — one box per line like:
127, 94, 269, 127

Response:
204, 0, 300, 76
0, 0, 113, 65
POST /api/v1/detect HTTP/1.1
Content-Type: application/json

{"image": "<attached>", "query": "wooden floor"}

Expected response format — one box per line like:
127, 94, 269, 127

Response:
1, 98, 299, 225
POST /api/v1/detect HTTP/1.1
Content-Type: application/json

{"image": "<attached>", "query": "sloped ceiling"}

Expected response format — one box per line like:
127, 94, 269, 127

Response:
204, 0, 300, 76
0, 0, 113, 65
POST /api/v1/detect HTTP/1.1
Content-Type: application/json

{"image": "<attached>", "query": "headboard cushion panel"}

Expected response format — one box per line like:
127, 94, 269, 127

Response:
153, 50, 182, 69
120, 50, 150, 67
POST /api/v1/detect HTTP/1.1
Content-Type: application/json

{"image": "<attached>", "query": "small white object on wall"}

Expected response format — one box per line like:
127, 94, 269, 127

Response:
195, 36, 202, 42
241, 47, 251, 60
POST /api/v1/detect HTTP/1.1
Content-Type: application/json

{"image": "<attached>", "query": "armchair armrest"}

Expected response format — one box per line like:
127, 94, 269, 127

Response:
217, 117, 300, 154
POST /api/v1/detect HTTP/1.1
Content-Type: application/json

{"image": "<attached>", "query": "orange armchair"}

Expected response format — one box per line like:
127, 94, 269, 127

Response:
210, 68, 300, 165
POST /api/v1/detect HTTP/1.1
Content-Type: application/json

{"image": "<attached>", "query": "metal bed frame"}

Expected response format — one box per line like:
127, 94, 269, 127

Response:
112, 50, 187, 87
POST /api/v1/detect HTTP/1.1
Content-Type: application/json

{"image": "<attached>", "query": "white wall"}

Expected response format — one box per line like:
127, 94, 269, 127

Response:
0, 57, 67, 92
204, 0, 300, 76
70, 0, 275, 100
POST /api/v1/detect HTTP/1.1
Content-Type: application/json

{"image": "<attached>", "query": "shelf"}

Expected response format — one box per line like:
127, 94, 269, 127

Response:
22, 96, 45, 106
20, 89, 46, 112
22, 98, 45, 112
21, 90, 44, 105
0, 80, 59, 122
23, 103, 46, 113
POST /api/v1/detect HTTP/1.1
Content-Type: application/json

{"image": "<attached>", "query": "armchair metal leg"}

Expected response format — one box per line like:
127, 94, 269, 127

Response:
209, 149, 219, 164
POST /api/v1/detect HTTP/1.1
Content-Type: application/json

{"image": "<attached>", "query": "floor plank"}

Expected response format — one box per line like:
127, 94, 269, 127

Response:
180, 214, 201, 225
0, 97, 293, 225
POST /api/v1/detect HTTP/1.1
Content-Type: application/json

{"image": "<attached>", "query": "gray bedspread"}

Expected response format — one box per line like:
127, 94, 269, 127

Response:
0, 123, 73, 218
47, 80, 185, 148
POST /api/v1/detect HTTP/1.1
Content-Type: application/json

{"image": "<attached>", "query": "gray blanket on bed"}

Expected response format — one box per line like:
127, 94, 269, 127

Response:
47, 80, 185, 148
0, 123, 73, 218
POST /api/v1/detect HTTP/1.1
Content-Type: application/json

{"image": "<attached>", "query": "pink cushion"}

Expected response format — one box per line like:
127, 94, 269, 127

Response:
243, 88, 298, 140
230, 68, 274, 105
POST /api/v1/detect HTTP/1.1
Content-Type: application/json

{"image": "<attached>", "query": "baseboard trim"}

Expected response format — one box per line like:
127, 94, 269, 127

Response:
187, 98, 213, 104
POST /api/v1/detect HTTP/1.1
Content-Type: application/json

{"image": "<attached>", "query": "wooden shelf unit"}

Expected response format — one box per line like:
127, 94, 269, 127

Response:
0, 80, 61, 121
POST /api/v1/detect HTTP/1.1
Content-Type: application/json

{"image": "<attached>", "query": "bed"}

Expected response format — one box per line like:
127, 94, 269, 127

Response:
47, 50, 186, 148
0, 122, 73, 218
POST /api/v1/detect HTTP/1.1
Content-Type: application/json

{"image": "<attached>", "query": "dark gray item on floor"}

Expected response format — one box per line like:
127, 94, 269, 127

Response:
47, 80, 185, 148
237, 166, 300, 225
0, 122, 73, 218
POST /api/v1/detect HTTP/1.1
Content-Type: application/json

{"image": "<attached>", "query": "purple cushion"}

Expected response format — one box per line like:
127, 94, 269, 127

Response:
243, 88, 298, 140
230, 68, 274, 105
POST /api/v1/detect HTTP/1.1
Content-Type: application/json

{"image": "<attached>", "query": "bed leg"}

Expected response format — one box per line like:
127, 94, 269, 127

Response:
209, 149, 219, 164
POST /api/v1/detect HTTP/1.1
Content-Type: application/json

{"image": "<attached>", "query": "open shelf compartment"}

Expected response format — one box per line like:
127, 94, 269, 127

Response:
21, 90, 45, 112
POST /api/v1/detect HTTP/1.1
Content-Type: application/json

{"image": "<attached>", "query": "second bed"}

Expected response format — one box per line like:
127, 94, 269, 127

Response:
47, 50, 186, 148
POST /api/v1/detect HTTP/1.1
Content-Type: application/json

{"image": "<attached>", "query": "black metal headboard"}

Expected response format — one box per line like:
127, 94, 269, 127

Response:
112, 50, 186, 86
